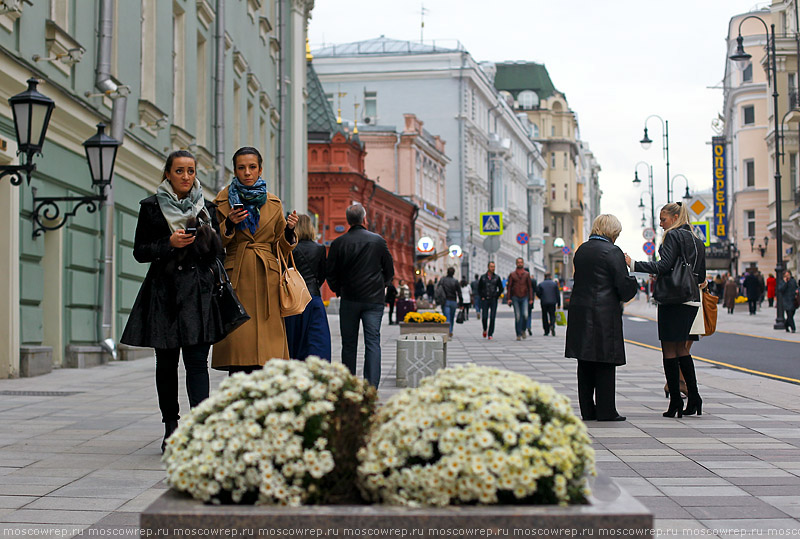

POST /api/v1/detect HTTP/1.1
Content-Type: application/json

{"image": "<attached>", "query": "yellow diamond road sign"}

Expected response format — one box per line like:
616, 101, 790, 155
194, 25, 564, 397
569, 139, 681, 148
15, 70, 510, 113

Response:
690, 199, 707, 216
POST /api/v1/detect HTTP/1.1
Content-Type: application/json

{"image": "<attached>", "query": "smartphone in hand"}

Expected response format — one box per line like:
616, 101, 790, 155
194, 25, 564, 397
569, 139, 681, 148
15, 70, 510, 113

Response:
233, 203, 244, 211
185, 227, 197, 236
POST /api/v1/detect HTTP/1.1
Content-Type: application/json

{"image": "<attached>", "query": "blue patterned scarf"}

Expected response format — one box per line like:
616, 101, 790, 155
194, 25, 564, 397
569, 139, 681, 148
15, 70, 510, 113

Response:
228, 177, 267, 234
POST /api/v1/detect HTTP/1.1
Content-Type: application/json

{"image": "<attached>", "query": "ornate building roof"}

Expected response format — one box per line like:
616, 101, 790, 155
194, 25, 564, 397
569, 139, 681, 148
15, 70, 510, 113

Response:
306, 61, 342, 141
312, 36, 464, 58
494, 62, 558, 100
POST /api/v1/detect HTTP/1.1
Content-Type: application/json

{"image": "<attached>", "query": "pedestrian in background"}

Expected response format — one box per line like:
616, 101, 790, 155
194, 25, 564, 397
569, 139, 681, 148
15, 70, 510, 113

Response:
566, 214, 638, 422
507, 258, 533, 341
778, 270, 798, 333
212, 147, 298, 375
470, 274, 481, 320
414, 278, 425, 301
527, 270, 537, 336
385, 278, 398, 325
397, 279, 410, 300
437, 267, 462, 337
121, 150, 223, 453
766, 273, 776, 307
460, 277, 472, 321
724, 277, 738, 314
743, 269, 761, 316
757, 271, 766, 310
478, 261, 503, 340
327, 204, 394, 388
537, 273, 561, 336
284, 214, 331, 361
625, 202, 706, 419
426, 279, 435, 302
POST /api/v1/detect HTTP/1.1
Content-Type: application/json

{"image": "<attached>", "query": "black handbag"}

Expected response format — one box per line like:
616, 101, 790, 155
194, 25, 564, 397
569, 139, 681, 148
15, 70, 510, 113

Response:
211, 259, 250, 337
456, 308, 465, 324
652, 229, 699, 305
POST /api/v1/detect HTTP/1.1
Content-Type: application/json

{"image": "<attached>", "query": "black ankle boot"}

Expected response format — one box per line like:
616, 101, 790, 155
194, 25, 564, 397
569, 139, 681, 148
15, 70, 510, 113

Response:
679, 355, 703, 416
162, 420, 178, 454
662, 357, 684, 418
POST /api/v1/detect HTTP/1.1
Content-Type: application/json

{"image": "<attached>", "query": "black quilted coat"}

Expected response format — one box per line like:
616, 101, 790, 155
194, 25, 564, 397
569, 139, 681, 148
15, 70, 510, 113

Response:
565, 237, 639, 365
120, 195, 224, 349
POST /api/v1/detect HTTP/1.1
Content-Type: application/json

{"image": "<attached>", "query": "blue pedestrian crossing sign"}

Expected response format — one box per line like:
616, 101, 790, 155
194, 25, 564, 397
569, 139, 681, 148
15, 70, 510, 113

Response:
691, 221, 711, 247
479, 212, 503, 235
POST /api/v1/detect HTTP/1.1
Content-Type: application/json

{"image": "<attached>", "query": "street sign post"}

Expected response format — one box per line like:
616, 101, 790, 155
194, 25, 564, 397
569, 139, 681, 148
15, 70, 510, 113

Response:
643, 241, 656, 256
691, 221, 711, 247
479, 212, 503, 235
516, 232, 529, 245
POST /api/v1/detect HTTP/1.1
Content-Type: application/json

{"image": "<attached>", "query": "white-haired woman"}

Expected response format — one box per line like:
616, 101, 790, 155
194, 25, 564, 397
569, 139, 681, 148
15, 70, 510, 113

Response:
625, 202, 707, 418
566, 214, 639, 421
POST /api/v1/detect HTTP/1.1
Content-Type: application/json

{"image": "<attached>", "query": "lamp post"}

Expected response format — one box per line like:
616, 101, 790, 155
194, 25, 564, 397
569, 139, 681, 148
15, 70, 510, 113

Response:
633, 161, 656, 261
730, 16, 785, 330
670, 173, 693, 205
640, 115, 670, 202
31, 123, 120, 238
0, 78, 56, 185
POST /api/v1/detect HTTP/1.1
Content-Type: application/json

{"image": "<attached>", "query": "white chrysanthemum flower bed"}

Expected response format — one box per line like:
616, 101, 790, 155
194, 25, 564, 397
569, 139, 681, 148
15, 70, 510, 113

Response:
163, 357, 376, 506
357, 365, 595, 507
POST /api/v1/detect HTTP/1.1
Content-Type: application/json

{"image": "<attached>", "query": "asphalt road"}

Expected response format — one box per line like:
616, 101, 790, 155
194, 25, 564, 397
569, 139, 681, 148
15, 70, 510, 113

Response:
622, 314, 800, 384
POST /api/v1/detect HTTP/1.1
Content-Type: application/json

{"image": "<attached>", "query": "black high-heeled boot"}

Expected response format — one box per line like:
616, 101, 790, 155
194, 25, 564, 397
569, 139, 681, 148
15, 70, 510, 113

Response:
161, 420, 178, 454
679, 355, 703, 416
662, 357, 684, 418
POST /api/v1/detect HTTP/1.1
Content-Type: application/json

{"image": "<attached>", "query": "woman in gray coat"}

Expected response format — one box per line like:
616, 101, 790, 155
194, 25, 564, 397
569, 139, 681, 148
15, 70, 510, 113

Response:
565, 215, 639, 421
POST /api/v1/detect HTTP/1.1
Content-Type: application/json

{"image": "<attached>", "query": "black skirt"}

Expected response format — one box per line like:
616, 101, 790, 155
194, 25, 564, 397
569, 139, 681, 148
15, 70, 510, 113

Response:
657, 303, 700, 342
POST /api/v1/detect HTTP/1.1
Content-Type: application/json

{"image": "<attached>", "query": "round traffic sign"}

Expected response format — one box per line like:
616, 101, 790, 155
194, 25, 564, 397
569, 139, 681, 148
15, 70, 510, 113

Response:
561, 246, 571, 255
516, 232, 529, 245
643, 227, 656, 241
483, 236, 501, 254
643, 241, 656, 256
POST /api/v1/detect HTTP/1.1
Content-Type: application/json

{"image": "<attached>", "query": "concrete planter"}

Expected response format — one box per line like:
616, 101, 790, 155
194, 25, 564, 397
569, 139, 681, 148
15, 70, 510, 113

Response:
141, 475, 652, 538
398, 322, 449, 341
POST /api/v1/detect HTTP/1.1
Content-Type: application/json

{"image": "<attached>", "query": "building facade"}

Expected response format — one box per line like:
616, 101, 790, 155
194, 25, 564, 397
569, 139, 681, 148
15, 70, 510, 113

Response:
359, 114, 450, 281
0, 0, 312, 379
311, 37, 547, 282
494, 62, 601, 280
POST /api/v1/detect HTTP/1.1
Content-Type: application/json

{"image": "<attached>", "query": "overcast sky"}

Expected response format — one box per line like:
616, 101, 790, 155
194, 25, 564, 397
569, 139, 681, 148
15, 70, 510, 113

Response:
308, 0, 769, 259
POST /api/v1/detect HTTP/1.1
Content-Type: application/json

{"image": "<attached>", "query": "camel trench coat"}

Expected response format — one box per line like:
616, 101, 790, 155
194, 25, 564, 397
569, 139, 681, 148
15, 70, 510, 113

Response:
211, 186, 296, 369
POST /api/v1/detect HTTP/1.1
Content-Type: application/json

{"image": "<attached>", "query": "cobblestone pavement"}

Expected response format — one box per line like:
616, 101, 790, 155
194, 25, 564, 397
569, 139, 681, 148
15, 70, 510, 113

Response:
0, 309, 798, 537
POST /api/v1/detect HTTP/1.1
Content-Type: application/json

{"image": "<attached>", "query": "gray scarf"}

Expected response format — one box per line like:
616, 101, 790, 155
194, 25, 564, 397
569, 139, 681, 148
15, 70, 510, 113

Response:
155, 178, 210, 232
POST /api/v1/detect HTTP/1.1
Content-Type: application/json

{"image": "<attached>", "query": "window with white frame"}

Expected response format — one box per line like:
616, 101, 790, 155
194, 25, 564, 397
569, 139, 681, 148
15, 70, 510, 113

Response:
518, 90, 538, 110
745, 210, 756, 238
744, 158, 755, 188
742, 105, 755, 126
551, 152, 556, 168
364, 91, 377, 119
742, 62, 753, 83
563, 152, 568, 170
791, 152, 798, 195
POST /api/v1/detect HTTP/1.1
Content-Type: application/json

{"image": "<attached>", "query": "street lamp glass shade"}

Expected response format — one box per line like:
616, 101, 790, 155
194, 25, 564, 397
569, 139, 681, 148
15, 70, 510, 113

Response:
83, 123, 120, 186
764, 236, 769, 248
640, 127, 652, 150
8, 78, 56, 156
638, 197, 645, 209
633, 170, 641, 184
682, 185, 691, 203
729, 35, 752, 63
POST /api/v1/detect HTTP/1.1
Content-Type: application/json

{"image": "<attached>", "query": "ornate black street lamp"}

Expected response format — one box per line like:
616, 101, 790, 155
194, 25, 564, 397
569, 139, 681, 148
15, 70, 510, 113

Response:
640, 115, 670, 202
633, 161, 656, 261
0, 78, 56, 185
670, 173, 693, 205
730, 16, 785, 330
31, 123, 120, 238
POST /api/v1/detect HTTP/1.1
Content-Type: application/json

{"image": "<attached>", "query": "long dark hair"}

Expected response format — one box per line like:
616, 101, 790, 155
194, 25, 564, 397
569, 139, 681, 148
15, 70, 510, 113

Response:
232, 146, 263, 168
163, 150, 196, 180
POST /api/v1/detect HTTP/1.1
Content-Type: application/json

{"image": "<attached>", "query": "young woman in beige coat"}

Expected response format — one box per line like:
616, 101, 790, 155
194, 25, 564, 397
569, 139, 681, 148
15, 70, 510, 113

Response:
212, 147, 298, 374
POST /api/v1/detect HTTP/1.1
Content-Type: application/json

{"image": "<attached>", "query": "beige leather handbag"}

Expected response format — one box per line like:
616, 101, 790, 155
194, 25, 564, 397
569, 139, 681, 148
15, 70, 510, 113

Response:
277, 248, 312, 317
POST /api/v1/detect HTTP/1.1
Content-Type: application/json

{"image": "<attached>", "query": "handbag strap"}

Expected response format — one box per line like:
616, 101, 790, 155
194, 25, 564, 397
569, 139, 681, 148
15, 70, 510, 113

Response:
674, 228, 697, 272
213, 258, 229, 287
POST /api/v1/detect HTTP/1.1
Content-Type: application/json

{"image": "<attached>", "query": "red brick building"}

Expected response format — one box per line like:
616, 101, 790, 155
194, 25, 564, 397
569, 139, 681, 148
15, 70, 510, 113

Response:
306, 62, 417, 300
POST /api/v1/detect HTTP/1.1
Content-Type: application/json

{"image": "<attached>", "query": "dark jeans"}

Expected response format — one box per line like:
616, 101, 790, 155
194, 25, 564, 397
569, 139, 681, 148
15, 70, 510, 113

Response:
748, 298, 757, 314
511, 296, 529, 337
480, 298, 498, 336
387, 300, 395, 324
768, 297, 774, 307
340, 299, 384, 388
285, 295, 332, 361
786, 308, 797, 332
443, 299, 458, 333
154, 344, 210, 423
542, 303, 557, 334
527, 300, 534, 331
576, 360, 619, 420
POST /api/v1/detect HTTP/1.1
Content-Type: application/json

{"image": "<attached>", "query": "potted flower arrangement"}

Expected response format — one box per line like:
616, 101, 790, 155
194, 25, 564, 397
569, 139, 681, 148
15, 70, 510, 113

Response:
399, 311, 449, 339
358, 364, 595, 506
162, 357, 376, 505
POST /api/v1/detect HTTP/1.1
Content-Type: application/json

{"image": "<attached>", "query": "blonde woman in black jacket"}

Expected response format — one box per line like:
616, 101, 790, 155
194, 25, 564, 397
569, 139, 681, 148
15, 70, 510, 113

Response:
625, 202, 706, 419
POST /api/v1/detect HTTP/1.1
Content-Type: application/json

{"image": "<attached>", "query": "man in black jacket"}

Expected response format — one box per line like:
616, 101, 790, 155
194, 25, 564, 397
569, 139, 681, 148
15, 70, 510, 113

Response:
537, 273, 561, 336
478, 261, 503, 340
326, 204, 394, 387
436, 267, 463, 337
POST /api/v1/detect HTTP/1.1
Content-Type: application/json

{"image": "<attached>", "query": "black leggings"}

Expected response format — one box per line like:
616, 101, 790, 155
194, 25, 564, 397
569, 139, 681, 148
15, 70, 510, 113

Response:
154, 344, 210, 423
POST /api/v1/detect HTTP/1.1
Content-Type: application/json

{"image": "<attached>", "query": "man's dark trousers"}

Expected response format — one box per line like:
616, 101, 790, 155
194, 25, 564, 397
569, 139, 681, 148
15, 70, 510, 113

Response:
542, 303, 557, 335
339, 299, 384, 388
481, 298, 498, 337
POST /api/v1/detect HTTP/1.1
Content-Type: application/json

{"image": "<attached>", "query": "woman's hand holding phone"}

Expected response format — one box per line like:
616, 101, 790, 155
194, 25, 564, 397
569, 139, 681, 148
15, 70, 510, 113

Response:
170, 229, 196, 248
228, 204, 248, 225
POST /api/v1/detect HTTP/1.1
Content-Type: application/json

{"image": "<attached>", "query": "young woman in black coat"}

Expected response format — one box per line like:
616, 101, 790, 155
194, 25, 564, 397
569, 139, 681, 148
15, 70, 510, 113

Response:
565, 214, 639, 421
284, 214, 332, 360
120, 150, 223, 452
625, 202, 707, 418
